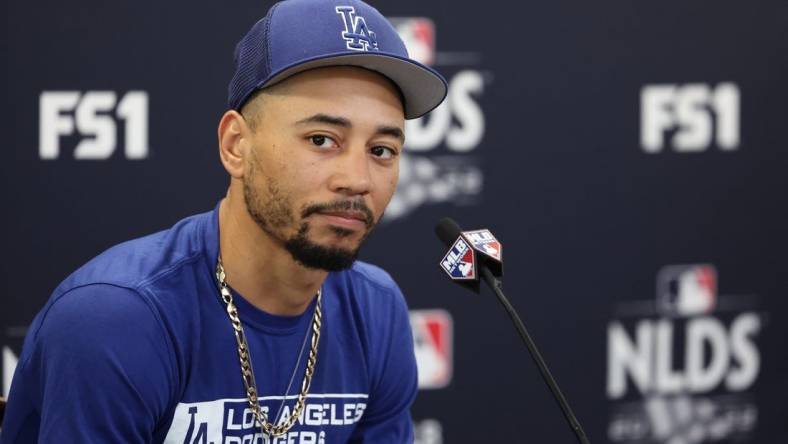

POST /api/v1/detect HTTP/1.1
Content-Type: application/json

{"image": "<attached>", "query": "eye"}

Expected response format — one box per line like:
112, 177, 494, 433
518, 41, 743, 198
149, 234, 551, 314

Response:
371, 145, 398, 160
309, 135, 338, 149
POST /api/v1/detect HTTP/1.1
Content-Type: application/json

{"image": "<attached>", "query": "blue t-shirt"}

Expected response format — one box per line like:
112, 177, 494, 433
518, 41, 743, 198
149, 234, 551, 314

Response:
1, 205, 417, 443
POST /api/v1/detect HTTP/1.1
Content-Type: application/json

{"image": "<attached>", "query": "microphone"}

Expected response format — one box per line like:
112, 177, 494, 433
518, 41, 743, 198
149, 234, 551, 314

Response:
436, 218, 503, 293
435, 218, 591, 444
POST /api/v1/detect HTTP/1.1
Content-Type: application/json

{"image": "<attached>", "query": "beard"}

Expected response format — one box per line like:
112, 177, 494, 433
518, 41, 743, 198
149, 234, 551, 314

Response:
242, 160, 376, 271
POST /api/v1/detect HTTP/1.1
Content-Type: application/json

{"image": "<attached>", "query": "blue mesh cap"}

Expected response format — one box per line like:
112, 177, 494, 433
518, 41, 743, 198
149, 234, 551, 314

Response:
227, 0, 447, 119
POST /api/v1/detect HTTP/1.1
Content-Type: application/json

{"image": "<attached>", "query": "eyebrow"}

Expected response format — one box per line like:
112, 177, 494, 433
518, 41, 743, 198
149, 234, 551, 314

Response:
295, 113, 405, 143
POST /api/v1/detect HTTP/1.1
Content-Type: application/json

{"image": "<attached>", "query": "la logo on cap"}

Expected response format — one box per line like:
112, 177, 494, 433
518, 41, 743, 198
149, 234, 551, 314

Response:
335, 6, 379, 51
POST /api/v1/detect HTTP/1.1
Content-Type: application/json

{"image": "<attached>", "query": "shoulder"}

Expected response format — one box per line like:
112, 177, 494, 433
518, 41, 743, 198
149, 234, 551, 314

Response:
29, 209, 216, 358
15, 283, 179, 436
55, 209, 213, 294
347, 261, 400, 293
31, 283, 168, 350
21, 282, 179, 394
333, 261, 409, 313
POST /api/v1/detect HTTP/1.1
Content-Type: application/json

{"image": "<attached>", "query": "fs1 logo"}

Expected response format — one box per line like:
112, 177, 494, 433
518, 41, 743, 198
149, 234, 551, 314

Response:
335, 6, 378, 51
386, 17, 487, 220
640, 83, 739, 153
606, 264, 763, 444
410, 310, 453, 389
39, 91, 150, 160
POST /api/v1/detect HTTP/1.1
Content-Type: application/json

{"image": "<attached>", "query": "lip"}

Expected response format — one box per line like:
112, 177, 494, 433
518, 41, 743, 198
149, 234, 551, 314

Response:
317, 211, 368, 230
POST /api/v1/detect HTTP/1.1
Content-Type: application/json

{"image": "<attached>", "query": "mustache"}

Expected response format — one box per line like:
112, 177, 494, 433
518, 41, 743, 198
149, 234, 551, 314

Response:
302, 199, 375, 227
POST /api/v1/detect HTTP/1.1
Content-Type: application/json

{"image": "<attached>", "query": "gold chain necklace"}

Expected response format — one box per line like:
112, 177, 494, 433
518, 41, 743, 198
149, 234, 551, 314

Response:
215, 258, 322, 437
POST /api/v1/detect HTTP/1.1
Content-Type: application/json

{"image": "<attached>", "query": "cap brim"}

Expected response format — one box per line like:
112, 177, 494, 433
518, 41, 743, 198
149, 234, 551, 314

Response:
260, 52, 447, 119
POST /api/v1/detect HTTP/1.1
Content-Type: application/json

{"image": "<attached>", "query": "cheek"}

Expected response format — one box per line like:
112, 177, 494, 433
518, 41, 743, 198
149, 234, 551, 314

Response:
294, 159, 325, 190
280, 158, 328, 212
263, 142, 321, 191
375, 166, 399, 208
388, 171, 398, 195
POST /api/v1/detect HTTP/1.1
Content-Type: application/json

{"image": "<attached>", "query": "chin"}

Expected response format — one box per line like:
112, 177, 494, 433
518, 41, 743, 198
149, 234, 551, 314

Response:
319, 233, 364, 252
285, 233, 361, 272
309, 220, 362, 240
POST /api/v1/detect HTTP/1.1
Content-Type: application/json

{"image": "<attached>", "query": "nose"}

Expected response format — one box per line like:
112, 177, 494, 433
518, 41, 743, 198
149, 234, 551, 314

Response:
328, 144, 372, 196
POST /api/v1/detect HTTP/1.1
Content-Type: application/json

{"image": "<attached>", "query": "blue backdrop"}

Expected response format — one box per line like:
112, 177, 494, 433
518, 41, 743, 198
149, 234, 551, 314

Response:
3, 1, 787, 442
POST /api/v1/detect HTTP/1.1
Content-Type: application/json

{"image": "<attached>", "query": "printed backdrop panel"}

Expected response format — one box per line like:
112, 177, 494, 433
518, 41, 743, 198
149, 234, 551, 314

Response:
3, 0, 787, 443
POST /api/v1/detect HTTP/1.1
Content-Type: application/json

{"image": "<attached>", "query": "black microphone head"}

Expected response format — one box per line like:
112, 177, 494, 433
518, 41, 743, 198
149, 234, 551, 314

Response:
435, 217, 463, 247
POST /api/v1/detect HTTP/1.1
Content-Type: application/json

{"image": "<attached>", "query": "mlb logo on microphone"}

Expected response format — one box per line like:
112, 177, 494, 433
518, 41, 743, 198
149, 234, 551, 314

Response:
440, 238, 476, 280
657, 264, 717, 317
462, 229, 502, 262
388, 17, 435, 65
410, 309, 453, 389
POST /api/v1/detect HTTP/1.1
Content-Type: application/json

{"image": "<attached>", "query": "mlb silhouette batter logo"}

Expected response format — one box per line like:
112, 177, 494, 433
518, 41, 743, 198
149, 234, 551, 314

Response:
389, 17, 435, 65
456, 249, 474, 278
462, 229, 502, 263
336, 6, 379, 51
440, 238, 476, 280
410, 310, 453, 389
657, 264, 717, 317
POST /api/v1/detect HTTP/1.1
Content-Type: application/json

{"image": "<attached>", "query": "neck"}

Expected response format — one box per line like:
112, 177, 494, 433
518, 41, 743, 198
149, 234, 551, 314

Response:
217, 191, 327, 316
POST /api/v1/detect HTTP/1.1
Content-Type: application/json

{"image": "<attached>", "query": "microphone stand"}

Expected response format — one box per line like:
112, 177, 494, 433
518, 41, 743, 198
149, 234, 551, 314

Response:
480, 267, 591, 444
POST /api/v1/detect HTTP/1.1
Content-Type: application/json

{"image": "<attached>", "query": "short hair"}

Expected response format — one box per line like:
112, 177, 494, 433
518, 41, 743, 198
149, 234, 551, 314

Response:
239, 89, 267, 132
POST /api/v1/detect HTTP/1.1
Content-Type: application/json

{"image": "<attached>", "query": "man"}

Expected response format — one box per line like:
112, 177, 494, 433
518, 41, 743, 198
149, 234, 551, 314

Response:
0, 0, 446, 442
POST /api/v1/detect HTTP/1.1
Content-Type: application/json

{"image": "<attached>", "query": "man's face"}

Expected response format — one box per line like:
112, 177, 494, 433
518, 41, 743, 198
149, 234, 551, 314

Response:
241, 66, 405, 271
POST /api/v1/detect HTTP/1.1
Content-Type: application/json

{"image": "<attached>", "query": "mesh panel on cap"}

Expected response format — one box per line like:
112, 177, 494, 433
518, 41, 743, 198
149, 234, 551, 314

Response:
226, 5, 278, 110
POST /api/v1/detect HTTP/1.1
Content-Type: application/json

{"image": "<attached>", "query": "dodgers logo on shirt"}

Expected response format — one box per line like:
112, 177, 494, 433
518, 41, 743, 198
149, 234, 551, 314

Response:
439, 237, 476, 280
335, 6, 378, 51
164, 395, 369, 443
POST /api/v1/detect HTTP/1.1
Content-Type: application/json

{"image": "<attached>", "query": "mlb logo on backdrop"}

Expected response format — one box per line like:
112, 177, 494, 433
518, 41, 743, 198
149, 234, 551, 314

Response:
606, 263, 763, 443
657, 264, 717, 317
410, 310, 453, 389
383, 15, 488, 222
389, 17, 435, 65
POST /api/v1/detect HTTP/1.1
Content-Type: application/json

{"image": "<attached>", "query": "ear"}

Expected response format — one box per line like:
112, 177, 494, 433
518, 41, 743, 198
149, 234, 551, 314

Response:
218, 110, 251, 179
